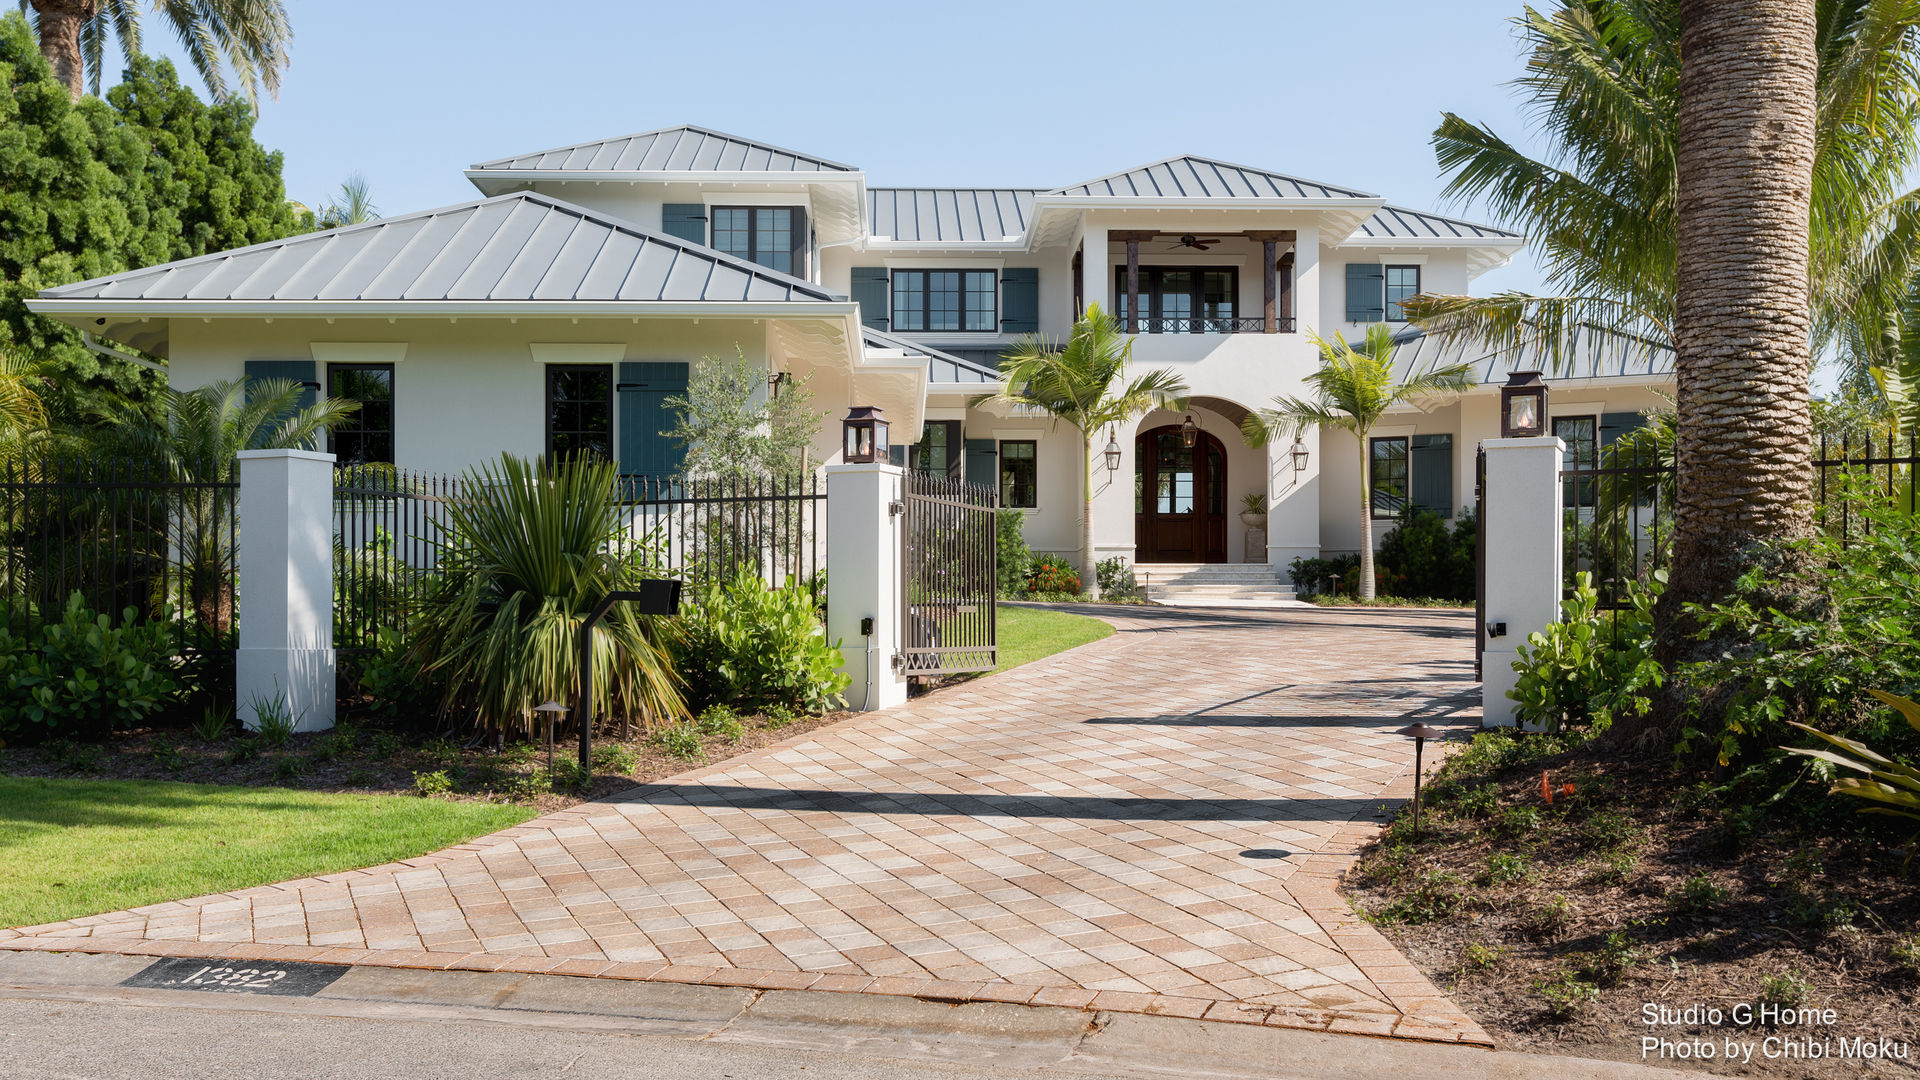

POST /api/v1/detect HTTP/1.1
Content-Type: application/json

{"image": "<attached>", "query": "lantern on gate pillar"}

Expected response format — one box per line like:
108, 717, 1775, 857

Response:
1500, 371, 1549, 438
842, 406, 889, 463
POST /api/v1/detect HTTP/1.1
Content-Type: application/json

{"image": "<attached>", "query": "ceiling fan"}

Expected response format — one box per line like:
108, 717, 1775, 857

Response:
1164, 234, 1224, 251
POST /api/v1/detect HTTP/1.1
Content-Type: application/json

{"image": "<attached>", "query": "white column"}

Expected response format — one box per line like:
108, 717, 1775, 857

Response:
235, 448, 336, 733
826, 461, 908, 712
1479, 436, 1564, 729
1081, 225, 1109, 315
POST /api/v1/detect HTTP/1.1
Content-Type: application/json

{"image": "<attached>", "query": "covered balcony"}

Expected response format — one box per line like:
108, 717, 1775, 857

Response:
1078, 230, 1297, 335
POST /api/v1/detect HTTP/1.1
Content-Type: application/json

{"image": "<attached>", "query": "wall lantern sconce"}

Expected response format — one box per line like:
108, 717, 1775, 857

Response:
1289, 436, 1310, 474
1180, 414, 1199, 449
1499, 370, 1549, 439
842, 406, 890, 464
1103, 427, 1122, 474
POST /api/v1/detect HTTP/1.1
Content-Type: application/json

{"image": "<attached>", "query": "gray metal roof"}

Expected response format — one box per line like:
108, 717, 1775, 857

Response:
39, 192, 846, 304
1385, 327, 1674, 385
1047, 155, 1377, 200
863, 328, 1001, 384
868, 189, 1040, 243
469, 125, 855, 173
1352, 205, 1522, 241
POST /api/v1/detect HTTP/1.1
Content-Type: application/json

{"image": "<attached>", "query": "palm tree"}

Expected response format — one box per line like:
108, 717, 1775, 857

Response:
1242, 325, 1474, 601
316, 173, 378, 230
0, 348, 48, 436
1655, 0, 1821, 669
21, 0, 291, 104
994, 304, 1188, 598
1405, 0, 1920, 387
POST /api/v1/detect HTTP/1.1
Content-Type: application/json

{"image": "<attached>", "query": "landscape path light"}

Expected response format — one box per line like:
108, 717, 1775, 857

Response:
1396, 721, 1447, 841
534, 700, 567, 776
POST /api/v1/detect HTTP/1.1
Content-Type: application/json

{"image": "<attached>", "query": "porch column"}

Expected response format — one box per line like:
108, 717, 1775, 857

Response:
235, 448, 336, 733
1082, 225, 1109, 315
1278, 250, 1295, 330
1126, 237, 1141, 333
1479, 436, 1566, 729
1248, 231, 1294, 334
1072, 247, 1084, 321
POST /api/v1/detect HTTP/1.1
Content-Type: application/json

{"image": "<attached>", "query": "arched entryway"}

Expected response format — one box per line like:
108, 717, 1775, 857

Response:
1135, 424, 1228, 562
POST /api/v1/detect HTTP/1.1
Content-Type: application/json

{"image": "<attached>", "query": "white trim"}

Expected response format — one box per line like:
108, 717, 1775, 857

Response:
28, 299, 858, 320
309, 342, 408, 365
1376, 254, 1429, 266
881, 256, 1008, 270
703, 191, 814, 209
529, 343, 626, 366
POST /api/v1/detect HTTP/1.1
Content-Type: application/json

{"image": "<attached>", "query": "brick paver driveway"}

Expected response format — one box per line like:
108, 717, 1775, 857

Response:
1, 605, 1489, 1044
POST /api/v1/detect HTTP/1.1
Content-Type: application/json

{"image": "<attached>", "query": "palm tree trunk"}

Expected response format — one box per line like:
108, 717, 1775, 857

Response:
1357, 440, 1376, 600
29, 0, 94, 101
1080, 432, 1098, 600
1646, 0, 1819, 734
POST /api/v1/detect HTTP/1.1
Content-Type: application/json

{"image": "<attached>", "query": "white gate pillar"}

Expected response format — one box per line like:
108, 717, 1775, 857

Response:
826, 462, 909, 712
1479, 436, 1564, 728
236, 448, 336, 732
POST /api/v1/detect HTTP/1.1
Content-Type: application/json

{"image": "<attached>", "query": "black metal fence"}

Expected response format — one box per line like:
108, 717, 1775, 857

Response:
1558, 433, 1920, 610
333, 467, 827, 653
0, 457, 238, 659
898, 469, 997, 676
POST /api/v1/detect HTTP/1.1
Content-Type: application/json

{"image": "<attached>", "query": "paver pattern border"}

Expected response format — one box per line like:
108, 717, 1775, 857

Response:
1, 605, 1489, 1046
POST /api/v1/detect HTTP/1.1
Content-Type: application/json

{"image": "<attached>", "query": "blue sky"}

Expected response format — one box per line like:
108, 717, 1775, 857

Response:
126, 0, 1553, 293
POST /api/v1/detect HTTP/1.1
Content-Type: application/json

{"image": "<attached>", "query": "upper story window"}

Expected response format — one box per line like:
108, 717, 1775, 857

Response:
892, 270, 997, 333
711, 206, 803, 275
328, 364, 394, 465
546, 364, 613, 463
1384, 265, 1421, 321
1113, 267, 1237, 331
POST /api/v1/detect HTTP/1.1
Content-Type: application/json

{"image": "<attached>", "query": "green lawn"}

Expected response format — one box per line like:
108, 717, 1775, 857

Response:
994, 603, 1114, 672
0, 776, 534, 928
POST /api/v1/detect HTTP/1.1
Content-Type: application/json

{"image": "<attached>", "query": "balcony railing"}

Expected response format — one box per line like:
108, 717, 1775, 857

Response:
1121, 315, 1293, 334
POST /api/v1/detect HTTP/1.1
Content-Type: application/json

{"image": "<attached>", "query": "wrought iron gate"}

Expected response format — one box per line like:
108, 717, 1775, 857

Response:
897, 470, 997, 676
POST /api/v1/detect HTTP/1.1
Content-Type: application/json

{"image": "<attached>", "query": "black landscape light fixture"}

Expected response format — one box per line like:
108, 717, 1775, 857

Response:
1289, 436, 1310, 474
1104, 427, 1122, 474
1397, 721, 1447, 841
842, 406, 890, 464
534, 700, 567, 776
1180, 414, 1199, 448
573, 580, 683, 773
1500, 371, 1549, 439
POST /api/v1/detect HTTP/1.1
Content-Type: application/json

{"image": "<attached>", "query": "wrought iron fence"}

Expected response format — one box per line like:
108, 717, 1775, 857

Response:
0, 457, 237, 660
898, 469, 997, 676
332, 467, 827, 653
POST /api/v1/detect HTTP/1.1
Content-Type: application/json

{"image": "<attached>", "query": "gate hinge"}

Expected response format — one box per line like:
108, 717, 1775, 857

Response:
890, 652, 906, 673
888, 500, 905, 517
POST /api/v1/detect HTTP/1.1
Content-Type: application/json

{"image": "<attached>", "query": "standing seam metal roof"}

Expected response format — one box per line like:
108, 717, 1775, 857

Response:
861, 328, 1001, 384
868, 189, 1040, 243
1046, 155, 1378, 200
1352, 205, 1522, 241
469, 124, 856, 173
38, 192, 847, 304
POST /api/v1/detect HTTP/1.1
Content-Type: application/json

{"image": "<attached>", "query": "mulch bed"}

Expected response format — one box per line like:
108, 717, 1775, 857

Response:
1343, 741, 1920, 1078
0, 706, 853, 815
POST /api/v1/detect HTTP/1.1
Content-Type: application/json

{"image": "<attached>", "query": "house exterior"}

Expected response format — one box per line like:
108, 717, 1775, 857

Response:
30, 124, 1675, 581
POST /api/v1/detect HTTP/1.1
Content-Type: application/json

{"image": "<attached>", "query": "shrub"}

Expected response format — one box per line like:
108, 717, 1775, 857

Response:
0, 593, 180, 743
1374, 506, 1475, 601
1287, 553, 1359, 599
1095, 557, 1141, 600
1525, 895, 1575, 939
1026, 554, 1080, 595
1377, 869, 1466, 923
671, 568, 850, 715
272, 756, 305, 782
249, 694, 298, 749
996, 508, 1033, 598
351, 625, 440, 725
412, 770, 453, 797
1669, 872, 1730, 914
1537, 970, 1600, 1019
763, 702, 797, 728
591, 743, 636, 775
651, 724, 704, 762
1483, 853, 1536, 886
191, 703, 233, 742
695, 704, 745, 741
1758, 970, 1813, 1009
1781, 690, 1920, 856
1509, 571, 1664, 731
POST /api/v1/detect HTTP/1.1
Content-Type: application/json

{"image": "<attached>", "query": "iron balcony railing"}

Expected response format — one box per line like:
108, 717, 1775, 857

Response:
1120, 315, 1293, 334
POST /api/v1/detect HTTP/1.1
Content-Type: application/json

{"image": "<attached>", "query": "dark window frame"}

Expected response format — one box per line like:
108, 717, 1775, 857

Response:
326, 363, 395, 466
890, 269, 998, 333
544, 363, 614, 464
1554, 414, 1600, 508
1384, 264, 1421, 322
999, 439, 1037, 508
1112, 265, 1240, 330
709, 205, 804, 276
911, 419, 964, 481
1369, 435, 1410, 518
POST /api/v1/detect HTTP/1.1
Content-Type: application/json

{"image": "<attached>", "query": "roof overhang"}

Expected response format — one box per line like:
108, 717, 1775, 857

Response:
1334, 234, 1527, 276
1025, 196, 1387, 250
465, 169, 869, 246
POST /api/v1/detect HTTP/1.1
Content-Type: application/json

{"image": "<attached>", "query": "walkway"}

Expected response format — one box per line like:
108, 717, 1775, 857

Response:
0, 605, 1489, 1044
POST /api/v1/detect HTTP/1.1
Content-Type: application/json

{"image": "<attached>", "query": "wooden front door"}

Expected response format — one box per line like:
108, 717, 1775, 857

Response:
1135, 425, 1228, 562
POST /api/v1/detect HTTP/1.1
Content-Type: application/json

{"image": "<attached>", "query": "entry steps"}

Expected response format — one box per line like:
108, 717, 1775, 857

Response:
1135, 562, 1305, 608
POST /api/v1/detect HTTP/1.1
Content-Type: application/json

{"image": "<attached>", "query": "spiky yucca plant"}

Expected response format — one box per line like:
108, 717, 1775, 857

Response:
407, 454, 683, 737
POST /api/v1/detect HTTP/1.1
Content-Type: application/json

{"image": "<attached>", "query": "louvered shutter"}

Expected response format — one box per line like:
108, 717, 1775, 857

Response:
964, 439, 997, 490
1409, 434, 1454, 517
850, 267, 890, 329
999, 267, 1039, 333
1345, 263, 1384, 323
661, 204, 707, 245
617, 361, 689, 479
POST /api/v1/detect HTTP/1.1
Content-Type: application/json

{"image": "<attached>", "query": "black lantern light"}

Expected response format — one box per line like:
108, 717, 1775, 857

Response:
1289, 437, 1310, 474
842, 406, 890, 463
1499, 371, 1549, 439
1179, 414, 1198, 449
1104, 427, 1122, 474
1397, 721, 1446, 841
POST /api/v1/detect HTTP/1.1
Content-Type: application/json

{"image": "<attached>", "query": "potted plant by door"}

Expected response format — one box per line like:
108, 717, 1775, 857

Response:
1239, 493, 1268, 529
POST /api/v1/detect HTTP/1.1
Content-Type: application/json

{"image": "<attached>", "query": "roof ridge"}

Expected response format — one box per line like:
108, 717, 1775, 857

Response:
1044, 153, 1380, 199
468, 123, 856, 172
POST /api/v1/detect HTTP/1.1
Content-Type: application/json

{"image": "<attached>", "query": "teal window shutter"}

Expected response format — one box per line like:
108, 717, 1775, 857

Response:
1000, 268, 1039, 333
1409, 433, 1453, 517
964, 438, 997, 489
850, 267, 890, 329
1345, 263, 1384, 323
617, 361, 689, 478
1600, 410, 1647, 448
661, 204, 708, 245
244, 359, 318, 448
